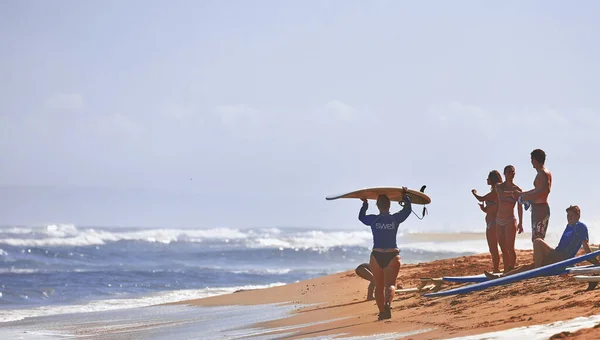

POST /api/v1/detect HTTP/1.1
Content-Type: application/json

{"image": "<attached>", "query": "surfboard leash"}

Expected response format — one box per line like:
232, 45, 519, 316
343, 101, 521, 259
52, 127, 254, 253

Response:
411, 206, 428, 220
399, 184, 429, 219
413, 184, 428, 220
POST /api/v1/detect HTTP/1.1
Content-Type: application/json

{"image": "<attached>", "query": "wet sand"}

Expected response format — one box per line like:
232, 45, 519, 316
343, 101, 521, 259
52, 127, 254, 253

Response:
173, 248, 600, 339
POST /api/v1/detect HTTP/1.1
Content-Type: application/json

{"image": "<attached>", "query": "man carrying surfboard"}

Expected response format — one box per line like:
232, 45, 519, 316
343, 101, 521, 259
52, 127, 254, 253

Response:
358, 187, 411, 320
513, 149, 552, 242
485, 205, 600, 279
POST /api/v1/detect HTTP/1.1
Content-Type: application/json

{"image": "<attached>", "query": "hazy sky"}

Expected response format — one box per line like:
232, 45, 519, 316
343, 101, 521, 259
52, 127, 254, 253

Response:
1, 1, 599, 235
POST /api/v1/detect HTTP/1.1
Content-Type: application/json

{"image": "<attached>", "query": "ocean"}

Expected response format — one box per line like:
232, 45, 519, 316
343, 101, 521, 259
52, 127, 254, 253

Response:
0, 223, 549, 338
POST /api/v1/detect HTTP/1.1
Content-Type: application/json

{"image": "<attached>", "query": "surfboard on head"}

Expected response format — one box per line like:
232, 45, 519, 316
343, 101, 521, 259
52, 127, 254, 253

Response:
325, 186, 431, 205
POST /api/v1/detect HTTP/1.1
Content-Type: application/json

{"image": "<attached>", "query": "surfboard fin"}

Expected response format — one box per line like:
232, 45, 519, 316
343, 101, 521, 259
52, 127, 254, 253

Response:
415, 185, 428, 219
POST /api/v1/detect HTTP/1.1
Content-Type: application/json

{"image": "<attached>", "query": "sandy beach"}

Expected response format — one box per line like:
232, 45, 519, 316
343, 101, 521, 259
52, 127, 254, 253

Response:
174, 249, 600, 339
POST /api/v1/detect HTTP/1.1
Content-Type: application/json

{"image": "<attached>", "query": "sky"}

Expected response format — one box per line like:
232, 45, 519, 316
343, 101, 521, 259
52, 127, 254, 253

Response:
1, 1, 599, 236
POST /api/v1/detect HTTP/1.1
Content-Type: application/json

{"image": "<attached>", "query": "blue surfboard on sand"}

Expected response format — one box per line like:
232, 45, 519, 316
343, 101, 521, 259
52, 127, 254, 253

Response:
424, 249, 600, 298
442, 264, 597, 284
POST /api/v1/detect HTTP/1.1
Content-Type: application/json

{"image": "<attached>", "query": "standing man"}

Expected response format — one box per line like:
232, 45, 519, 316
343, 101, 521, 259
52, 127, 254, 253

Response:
515, 149, 552, 242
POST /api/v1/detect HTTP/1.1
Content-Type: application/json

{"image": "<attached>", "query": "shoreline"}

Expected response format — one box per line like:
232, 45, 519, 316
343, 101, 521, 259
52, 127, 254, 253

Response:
171, 249, 600, 339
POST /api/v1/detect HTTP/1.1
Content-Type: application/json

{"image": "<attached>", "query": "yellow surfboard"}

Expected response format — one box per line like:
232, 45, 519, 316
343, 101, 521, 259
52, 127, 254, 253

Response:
325, 186, 431, 205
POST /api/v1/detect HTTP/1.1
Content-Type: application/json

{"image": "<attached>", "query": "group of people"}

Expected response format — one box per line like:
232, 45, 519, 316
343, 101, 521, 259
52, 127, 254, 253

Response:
471, 164, 523, 273
471, 148, 551, 274
353, 148, 599, 321
471, 148, 598, 279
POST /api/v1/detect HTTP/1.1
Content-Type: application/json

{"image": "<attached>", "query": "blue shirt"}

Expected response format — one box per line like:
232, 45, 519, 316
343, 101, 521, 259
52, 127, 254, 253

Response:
555, 221, 589, 259
358, 197, 411, 249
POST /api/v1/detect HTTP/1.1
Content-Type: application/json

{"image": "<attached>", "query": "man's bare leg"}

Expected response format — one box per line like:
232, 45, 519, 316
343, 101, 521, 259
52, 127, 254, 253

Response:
485, 238, 556, 278
355, 263, 375, 300
355, 263, 373, 281
533, 238, 555, 267
367, 282, 375, 301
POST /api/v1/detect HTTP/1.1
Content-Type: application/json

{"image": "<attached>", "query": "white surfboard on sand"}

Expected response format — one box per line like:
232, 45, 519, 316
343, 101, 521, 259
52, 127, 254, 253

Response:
573, 275, 600, 290
573, 275, 600, 282
395, 278, 443, 294
567, 265, 600, 275
395, 284, 437, 294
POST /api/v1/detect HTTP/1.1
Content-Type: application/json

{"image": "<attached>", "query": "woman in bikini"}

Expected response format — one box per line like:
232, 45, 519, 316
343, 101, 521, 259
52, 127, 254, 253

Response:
472, 170, 503, 273
495, 165, 524, 272
359, 188, 411, 321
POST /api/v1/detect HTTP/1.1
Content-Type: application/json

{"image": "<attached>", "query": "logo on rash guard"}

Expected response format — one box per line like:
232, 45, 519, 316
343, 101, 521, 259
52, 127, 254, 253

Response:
375, 223, 395, 230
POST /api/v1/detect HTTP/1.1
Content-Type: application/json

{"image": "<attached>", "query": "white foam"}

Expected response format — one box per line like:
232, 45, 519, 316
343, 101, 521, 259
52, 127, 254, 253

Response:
303, 329, 435, 339
0, 226, 250, 247
397, 237, 533, 256
0, 268, 39, 274
1, 224, 565, 256
248, 230, 373, 251
0, 283, 286, 323
447, 314, 600, 340
0, 226, 35, 235
44, 224, 78, 237
0, 225, 374, 251
230, 268, 292, 275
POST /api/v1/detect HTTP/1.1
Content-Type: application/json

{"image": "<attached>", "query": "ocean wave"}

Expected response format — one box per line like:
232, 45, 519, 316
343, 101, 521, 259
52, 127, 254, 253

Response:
230, 268, 292, 275
0, 268, 40, 274
0, 227, 35, 235
0, 267, 97, 274
0, 225, 555, 253
0, 225, 373, 250
245, 230, 373, 251
0, 225, 250, 247
398, 237, 535, 255
0, 283, 287, 323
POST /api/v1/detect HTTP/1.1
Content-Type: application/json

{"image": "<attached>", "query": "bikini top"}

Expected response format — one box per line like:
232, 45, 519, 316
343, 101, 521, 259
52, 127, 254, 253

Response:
498, 195, 516, 204
485, 199, 497, 206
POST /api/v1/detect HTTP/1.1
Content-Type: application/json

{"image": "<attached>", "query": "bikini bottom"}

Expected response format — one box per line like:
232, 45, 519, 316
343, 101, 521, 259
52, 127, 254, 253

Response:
496, 217, 516, 228
371, 250, 400, 269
